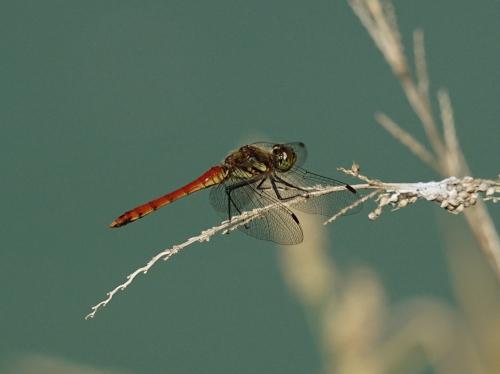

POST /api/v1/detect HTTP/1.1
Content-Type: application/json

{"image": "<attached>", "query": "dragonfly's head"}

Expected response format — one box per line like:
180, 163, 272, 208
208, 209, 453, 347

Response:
272, 144, 298, 172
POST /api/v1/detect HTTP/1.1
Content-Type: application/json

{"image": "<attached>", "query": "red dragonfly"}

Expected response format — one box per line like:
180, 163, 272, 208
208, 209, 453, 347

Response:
110, 142, 359, 244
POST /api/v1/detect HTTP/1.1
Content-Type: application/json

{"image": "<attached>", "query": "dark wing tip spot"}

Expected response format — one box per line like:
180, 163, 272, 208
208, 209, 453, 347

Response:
346, 184, 357, 193
291, 213, 300, 224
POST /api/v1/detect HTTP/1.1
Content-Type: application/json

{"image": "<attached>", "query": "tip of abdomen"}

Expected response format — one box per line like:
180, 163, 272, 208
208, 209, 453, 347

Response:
109, 220, 121, 228
109, 212, 138, 228
109, 206, 147, 228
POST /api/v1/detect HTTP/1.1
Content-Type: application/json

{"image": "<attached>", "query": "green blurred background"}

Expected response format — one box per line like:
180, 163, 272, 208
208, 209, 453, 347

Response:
1, 1, 499, 373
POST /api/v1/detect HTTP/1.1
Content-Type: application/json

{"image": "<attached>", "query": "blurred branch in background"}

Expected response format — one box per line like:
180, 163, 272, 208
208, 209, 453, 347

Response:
1, 353, 129, 374
349, 0, 500, 278
280, 215, 499, 374
278, 1, 500, 374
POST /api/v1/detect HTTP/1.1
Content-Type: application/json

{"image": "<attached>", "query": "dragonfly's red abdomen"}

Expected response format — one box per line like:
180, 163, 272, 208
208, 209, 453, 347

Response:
110, 166, 227, 228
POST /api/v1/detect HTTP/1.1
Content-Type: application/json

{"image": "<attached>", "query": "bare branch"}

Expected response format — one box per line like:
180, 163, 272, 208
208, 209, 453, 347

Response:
350, 0, 500, 279
463, 202, 500, 280
413, 29, 430, 100
438, 89, 462, 175
350, 0, 408, 77
85, 206, 282, 320
375, 112, 439, 171
350, 0, 447, 161
86, 168, 500, 319
324, 190, 380, 224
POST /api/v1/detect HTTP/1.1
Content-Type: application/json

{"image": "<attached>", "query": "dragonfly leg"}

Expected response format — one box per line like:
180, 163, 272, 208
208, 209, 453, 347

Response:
255, 178, 266, 190
225, 176, 265, 220
273, 175, 309, 192
225, 186, 243, 221
270, 178, 300, 224
270, 175, 311, 202
270, 178, 302, 201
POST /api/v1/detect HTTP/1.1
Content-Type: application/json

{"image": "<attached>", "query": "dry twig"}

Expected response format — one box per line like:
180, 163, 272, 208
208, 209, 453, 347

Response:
86, 166, 499, 319
349, 0, 500, 278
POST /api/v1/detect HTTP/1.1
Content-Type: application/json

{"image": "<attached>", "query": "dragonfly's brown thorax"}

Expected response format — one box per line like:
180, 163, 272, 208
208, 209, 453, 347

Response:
223, 143, 299, 179
223, 145, 273, 178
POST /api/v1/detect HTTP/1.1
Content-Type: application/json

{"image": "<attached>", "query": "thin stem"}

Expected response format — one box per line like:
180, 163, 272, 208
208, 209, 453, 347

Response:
86, 173, 500, 319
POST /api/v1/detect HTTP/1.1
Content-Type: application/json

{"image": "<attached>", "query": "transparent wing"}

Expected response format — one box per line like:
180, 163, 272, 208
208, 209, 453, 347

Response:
274, 166, 362, 217
209, 177, 303, 245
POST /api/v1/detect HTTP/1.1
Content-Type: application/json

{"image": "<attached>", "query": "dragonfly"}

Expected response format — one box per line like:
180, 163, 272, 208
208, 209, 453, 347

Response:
110, 142, 360, 245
